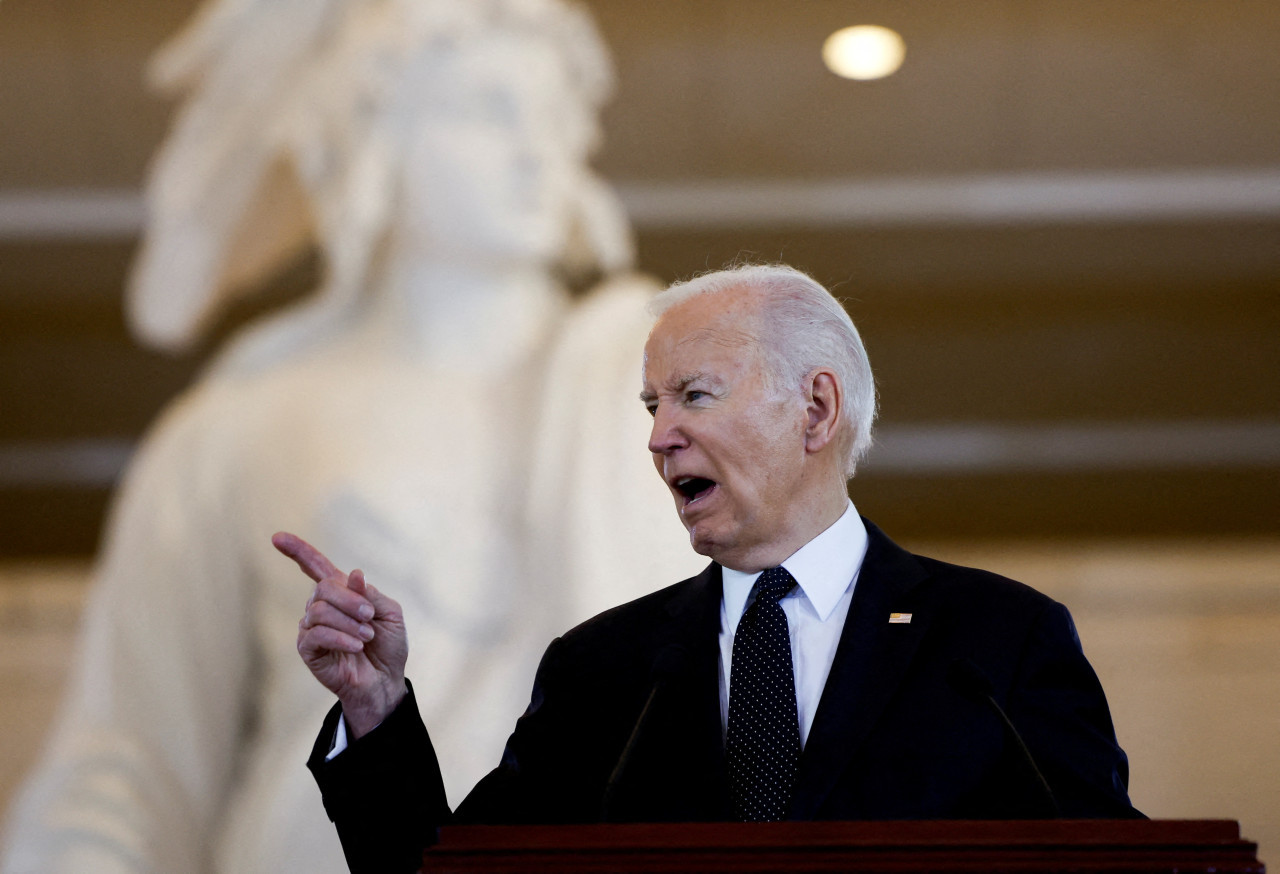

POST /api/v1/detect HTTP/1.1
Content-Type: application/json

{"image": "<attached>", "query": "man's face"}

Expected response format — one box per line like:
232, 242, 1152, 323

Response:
641, 290, 810, 572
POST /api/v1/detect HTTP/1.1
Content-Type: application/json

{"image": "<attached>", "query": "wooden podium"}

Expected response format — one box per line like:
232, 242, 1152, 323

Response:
422, 819, 1262, 873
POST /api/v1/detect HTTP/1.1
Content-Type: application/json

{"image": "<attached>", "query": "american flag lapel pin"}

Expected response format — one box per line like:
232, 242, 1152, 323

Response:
888, 612, 912, 624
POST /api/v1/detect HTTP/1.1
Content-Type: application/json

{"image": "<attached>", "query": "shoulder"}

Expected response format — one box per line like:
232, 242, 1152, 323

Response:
571, 567, 707, 628
861, 524, 1098, 712
535, 567, 714, 685
915, 553, 1057, 612
866, 518, 1056, 611
919, 555, 1072, 654
110, 377, 249, 500
565, 271, 664, 324
544, 272, 662, 367
561, 569, 708, 648
862, 519, 1068, 647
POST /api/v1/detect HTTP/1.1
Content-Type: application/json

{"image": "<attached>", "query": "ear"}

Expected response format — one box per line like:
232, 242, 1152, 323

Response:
803, 369, 842, 455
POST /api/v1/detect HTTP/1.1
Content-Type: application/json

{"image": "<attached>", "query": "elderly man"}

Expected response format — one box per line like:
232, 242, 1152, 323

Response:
279, 264, 1138, 873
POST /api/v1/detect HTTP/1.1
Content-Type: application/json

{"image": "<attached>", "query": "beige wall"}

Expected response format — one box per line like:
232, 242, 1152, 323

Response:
3, 544, 1278, 863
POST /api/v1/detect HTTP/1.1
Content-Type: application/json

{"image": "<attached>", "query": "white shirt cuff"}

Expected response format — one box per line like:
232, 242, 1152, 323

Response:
325, 714, 350, 761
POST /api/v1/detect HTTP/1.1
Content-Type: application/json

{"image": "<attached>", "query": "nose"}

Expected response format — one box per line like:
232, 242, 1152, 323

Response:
647, 403, 688, 456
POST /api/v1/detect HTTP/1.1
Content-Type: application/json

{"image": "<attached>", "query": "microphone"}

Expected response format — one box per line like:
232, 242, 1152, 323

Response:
601, 644, 688, 820
948, 657, 1061, 818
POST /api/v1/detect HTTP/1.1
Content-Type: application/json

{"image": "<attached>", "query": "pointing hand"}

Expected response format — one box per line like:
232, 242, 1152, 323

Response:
274, 532, 408, 738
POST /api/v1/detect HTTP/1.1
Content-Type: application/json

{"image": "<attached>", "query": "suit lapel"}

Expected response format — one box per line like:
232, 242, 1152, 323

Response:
789, 519, 933, 819
629, 561, 732, 820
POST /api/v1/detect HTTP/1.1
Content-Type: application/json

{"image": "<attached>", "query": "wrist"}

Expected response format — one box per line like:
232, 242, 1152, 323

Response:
340, 678, 408, 739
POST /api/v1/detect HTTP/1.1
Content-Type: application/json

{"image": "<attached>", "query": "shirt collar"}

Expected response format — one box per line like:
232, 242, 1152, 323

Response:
721, 500, 867, 631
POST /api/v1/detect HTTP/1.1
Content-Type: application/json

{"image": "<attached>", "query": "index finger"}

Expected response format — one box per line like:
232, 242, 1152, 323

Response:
272, 531, 343, 583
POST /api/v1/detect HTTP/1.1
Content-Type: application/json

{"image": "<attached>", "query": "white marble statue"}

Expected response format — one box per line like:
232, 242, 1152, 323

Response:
0, 1, 703, 871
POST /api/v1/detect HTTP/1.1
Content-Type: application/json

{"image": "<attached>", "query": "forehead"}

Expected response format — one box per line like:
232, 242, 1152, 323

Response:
643, 292, 764, 382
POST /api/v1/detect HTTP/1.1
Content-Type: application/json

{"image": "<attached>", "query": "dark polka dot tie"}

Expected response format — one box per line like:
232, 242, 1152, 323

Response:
726, 566, 800, 822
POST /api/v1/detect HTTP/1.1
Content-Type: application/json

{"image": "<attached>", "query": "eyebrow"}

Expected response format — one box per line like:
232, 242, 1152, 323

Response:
639, 370, 726, 406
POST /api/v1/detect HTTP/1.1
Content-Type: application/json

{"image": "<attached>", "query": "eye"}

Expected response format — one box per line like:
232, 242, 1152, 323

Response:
685, 390, 706, 404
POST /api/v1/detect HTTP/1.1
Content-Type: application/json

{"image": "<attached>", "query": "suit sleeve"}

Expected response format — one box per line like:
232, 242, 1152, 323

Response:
307, 634, 620, 871
307, 682, 451, 874
1006, 601, 1142, 818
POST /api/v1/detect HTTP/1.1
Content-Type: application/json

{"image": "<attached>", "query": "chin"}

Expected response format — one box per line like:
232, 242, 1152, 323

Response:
687, 527, 726, 562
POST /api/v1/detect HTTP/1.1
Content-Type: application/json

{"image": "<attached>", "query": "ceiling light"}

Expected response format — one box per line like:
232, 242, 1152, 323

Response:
823, 25, 906, 81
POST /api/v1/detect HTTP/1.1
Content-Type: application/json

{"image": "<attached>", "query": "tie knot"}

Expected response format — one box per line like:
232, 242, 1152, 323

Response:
753, 566, 796, 604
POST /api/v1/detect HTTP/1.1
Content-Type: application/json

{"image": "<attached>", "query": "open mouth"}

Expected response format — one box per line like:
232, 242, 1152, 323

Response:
674, 476, 717, 505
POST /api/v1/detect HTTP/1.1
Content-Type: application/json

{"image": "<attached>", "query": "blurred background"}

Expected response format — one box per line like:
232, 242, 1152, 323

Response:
1, 0, 1277, 863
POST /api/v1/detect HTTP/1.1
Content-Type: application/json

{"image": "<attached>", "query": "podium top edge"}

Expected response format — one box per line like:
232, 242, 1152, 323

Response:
434, 819, 1248, 852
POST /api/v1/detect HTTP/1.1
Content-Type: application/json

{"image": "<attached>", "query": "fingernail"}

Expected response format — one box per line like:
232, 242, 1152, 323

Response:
359, 624, 375, 641
358, 604, 374, 621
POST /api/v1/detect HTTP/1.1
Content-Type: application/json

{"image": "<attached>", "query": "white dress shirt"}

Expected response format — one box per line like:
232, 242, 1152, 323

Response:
719, 500, 868, 748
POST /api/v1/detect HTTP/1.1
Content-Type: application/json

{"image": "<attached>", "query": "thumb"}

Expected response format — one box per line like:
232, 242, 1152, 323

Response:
362, 580, 400, 619
347, 568, 368, 596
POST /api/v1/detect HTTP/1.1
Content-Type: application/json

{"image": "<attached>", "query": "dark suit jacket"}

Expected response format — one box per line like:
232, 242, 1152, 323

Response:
308, 520, 1139, 874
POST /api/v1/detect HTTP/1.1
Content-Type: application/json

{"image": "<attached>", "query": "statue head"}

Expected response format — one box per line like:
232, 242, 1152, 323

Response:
128, 0, 632, 352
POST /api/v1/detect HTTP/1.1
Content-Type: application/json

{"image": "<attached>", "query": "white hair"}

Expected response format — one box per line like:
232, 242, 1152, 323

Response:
649, 263, 877, 478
